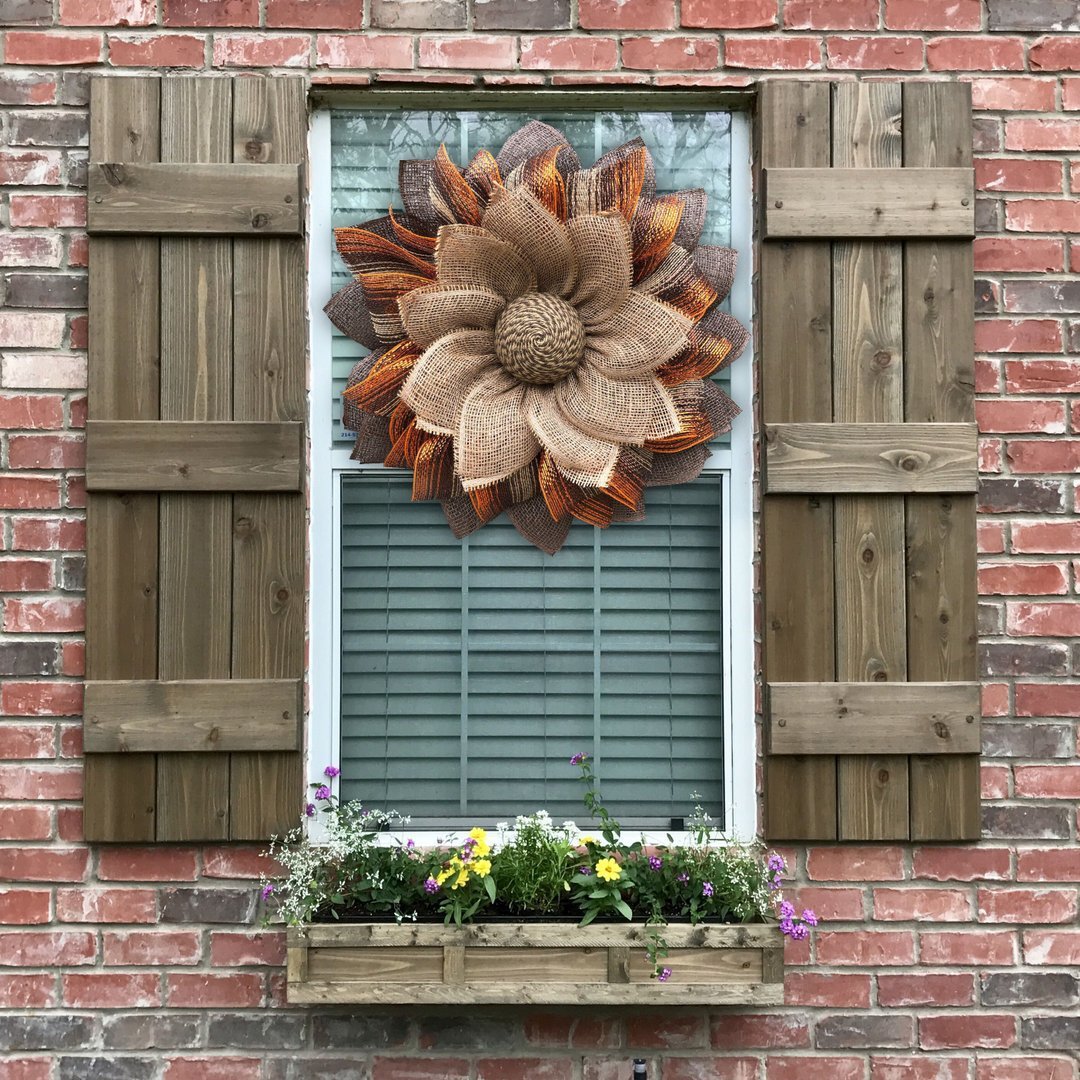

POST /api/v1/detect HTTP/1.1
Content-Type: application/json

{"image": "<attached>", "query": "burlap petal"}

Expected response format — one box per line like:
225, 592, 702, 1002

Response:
496, 120, 580, 181
324, 281, 379, 351
694, 245, 738, 301
587, 291, 691, 378
645, 444, 710, 486
435, 224, 536, 300
637, 244, 718, 322
442, 495, 485, 538
481, 187, 577, 297
400, 329, 499, 434
507, 496, 572, 555
566, 212, 632, 328
398, 284, 506, 348
456, 369, 538, 490
567, 140, 649, 221
553, 365, 680, 445
348, 410, 393, 463
524, 386, 620, 489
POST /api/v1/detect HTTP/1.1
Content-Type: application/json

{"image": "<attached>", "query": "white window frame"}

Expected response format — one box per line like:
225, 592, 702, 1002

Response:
307, 103, 757, 844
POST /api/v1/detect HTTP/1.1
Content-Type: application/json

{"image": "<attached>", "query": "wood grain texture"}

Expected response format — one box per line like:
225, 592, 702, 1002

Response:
768, 682, 981, 754
84, 75, 161, 843
758, 80, 839, 842
764, 422, 977, 493
85, 421, 303, 492
88, 162, 302, 235
84, 679, 301, 752
764, 167, 974, 238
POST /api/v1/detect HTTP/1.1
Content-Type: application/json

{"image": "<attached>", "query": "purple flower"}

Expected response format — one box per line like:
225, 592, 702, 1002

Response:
304, 803, 316, 818
657, 966, 672, 982
789, 922, 809, 941
423, 877, 439, 894
767, 853, 785, 874
406, 839, 415, 849
802, 909, 818, 927
701, 882, 714, 898
676, 872, 689, 884
779, 917, 795, 937
768, 876, 782, 892
314, 785, 331, 801
260, 883, 274, 900
648, 856, 662, 872
579, 866, 592, 876
323, 765, 341, 779
779, 900, 795, 920
570, 752, 588, 766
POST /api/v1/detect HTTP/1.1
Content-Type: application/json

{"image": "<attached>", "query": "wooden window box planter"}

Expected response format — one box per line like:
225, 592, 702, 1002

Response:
286, 922, 784, 1005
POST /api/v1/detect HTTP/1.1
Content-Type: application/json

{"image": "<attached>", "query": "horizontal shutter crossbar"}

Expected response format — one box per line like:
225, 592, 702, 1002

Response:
88, 162, 302, 235
767, 682, 981, 755
86, 421, 303, 492
84, 679, 301, 752
763, 167, 974, 238
764, 422, 977, 494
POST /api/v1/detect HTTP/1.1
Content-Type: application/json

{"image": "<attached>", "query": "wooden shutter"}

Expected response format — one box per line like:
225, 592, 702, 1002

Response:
759, 81, 980, 842
84, 75, 307, 842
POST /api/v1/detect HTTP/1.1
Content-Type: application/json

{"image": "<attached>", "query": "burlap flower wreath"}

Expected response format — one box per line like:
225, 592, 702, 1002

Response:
326, 121, 748, 554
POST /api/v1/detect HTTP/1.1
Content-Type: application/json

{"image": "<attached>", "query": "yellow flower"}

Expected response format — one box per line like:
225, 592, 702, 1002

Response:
595, 857, 622, 882
578, 835, 597, 846
468, 827, 491, 857
436, 867, 453, 886
472, 858, 492, 878
451, 868, 470, 890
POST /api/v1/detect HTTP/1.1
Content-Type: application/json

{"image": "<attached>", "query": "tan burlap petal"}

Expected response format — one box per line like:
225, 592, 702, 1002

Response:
455, 369, 539, 490
566, 213, 632, 327
554, 365, 680, 445
398, 284, 506, 348
586, 292, 691, 378
435, 224, 536, 300
523, 386, 620, 489
400, 329, 498, 434
507, 496, 572, 555
645, 443, 710, 487
481, 187, 577, 298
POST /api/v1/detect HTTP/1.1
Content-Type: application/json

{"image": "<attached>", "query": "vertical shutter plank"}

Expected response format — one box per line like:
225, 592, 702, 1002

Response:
156, 78, 233, 841
759, 82, 838, 840
831, 83, 909, 841
84, 76, 161, 842
230, 77, 307, 838
902, 82, 980, 841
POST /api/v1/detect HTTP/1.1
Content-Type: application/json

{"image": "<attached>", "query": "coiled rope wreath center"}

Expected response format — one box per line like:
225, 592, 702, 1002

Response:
494, 292, 586, 386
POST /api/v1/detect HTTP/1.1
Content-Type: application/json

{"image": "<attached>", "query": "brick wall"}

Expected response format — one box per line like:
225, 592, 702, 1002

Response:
1, 1, 1079, 1078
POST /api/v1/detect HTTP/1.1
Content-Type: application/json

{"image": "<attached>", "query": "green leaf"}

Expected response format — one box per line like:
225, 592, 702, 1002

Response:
483, 875, 496, 902
614, 899, 633, 921
579, 907, 599, 927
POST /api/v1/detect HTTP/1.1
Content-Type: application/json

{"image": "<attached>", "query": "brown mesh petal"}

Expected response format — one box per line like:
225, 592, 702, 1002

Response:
435, 224, 537, 300
341, 351, 376, 432
672, 188, 706, 251
507, 496, 572, 555
645, 443, 710, 486
601, 445, 651, 511
637, 245, 718, 322
400, 328, 499, 434
481, 187, 576, 297
456, 369, 539, 490
645, 379, 739, 453
554, 365, 680, 445
702, 378, 740, 434
431, 144, 482, 226
349, 411, 393, 463
345, 339, 422, 417
324, 281, 379, 352
442, 494, 485, 538
398, 158, 441, 233
388, 208, 438, 257
566, 212, 632, 327
586, 291, 691, 379
398, 284, 506, 348
524, 386, 620, 489
657, 306, 749, 387
496, 120, 580, 181
463, 149, 502, 205
611, 506, 646, 523
693, 245, 738, 301
503, 145, 568, 222
567, 140, 648, 221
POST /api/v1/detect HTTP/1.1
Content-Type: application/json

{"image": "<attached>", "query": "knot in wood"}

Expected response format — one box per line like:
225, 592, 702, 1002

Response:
900, 455, 919, 472
245, 138, 265, 161
495, 292, 585, 386
932, 721, 950, 740
251, 212, 270, 230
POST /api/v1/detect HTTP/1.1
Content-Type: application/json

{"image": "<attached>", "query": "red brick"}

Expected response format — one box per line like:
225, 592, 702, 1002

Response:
976, 319, 1062, 354
1006, 361, 1080, 395
1, 683, 83, 717
1008, 199, 1080, 233
977, 1060, 1074, 1080
212, 33, 310, 67
0, 395, 66, 432
1030, 35, 1080, 71
4, 31, 103, 64
108, 33, 206, 66
981, 683, 1009, 717
59, 0, 154, 24
167, 972, 263, 1008
63, 972, 159, 1008
785, 971, 871, 1008
0, 806, 53, 841
975, 237, 1064, 273
1024, 929, 1080, 965
0, 150, 63, 186
0, 889, 51, 925
913, 847, 1011, 882
57, 806, 84, 842
872, 1058, 969, 1080
1007, 119, 1080, 152
885, 0, 980, 29
1007, 601, 1080, 637
681, 0, 776, 27
979, 438, 1002, 473
267, 0, 361, 27
0, 723, 54, 758
765, 1058, 864, 1080
878, 973, 975, 1007
807, 846, 904, 882
0, 973, 55, 1008
978, 399, 1066, 433
921, 929, 1016, 966
1017, 848, 1080, 883
8, 435, 85, 471
829, 33, 929, 70
419, 35, 515, 69
8, 195, 86, 228
976, 158, 1063, 193
872, 888, 971, 922
710, 1014, 809, 1049
97, 847, 197, 881
725, 36, 822, 68
520, 36, 618, 70
372, 1061, 469, 1080
1009, 439, 1080, 472
1012, 519, 1080, 553
0, 235, 63, 269
523, 1015, 622, 1049
56, 887, 158, 924
476, 1063, 573, 1080
59, 723, 82, 758
104, 929, 202, 966
790, 886, 864, 921
970, 77, 1058, 113
816, 930, 915, 966
0, 314, 66, 351
622, 36, 719, 70
0, 556, 53, 592
202, 845, 278, 879
61, 642, 85, 677
0, 1060, 52, 1080
919, 1015, 1016, 1050
3, 597, 84, 632
164, 0, 258, 25
1015, 764, 1080, 797
164, 1060, 262, 1080
0, 930, 96, 965
927, 36, 1025, 71
978, 887, 1078, 924
210, 931, 286, 966
0, 846, 87, 882
979, 561, 1069, 595
661, 1062, 757, 1080
579, 0, 674, 29
977, 520, 1006, 554
785, 0, 877, 29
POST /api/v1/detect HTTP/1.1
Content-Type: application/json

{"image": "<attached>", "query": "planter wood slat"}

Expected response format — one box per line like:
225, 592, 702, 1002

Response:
286, 922, 784, 1006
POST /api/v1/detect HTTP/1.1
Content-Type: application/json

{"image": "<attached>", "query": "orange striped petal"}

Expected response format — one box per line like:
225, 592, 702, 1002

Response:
389, 207, 438, 258
387, 401, 415, 445
335, 227, 437, 279
507, 144, 567, 221
601, 447, 651, 512
568, 142, 648, 222
631, 194, 685, 283
359, 271, 432, 344
637, 246, 718, 323
658, 308, 749, 386
644, 382, 714, 454
463, 149, 503, 205
431, 144, 482, 226
345, 339, 421, 417
467, 459, 540, 523
538, 452, 615, 528
412, 434, 457, 501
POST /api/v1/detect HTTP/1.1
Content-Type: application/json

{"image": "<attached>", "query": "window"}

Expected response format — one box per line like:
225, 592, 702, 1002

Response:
309, 94, 754, 837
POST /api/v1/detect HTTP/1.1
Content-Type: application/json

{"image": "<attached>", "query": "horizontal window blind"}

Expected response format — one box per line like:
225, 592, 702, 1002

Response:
340, 476, 726, 827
